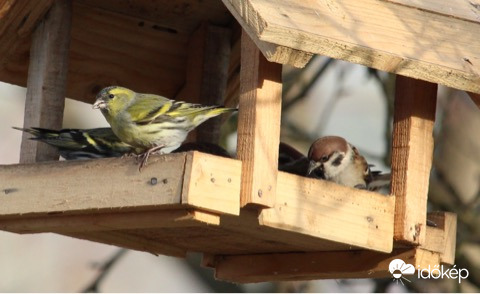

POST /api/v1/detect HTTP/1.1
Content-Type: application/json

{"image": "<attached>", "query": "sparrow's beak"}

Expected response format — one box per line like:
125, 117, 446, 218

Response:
307, 160, 319, 175
92, 99, 106, 110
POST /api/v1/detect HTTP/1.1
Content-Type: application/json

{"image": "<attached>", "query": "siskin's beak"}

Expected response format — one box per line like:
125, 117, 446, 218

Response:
92, 99, 106, 110
307, 160, 319, 175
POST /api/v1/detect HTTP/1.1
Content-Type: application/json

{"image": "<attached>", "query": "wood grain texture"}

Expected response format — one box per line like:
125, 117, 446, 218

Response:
213, 248, 440, 282
424, 212, 457, 265
63, 231, 186, 257
237, 30, 282, 208
77, 0, 232, 34
256, 40, 312, 68
260, 171, 395, 253
0, 210, 204, 233
0, 0, 53, 69
0, 2, 194, 103
391, 75, 437, 245
0, 151, 398, 257
20, 0, 72, 163
222, 0, 480, 93
176, 23, 232, 143
212, 213, 454, 282
222, 0, 312, 68
182, 152, 241, 215
0, 153, 187, 216
0, 1, 234, 104
385, 0, 480, 22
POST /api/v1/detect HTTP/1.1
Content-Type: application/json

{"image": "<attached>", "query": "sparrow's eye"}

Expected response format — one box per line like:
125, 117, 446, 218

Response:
321, 155, 329, 162
108, 94, 114, 99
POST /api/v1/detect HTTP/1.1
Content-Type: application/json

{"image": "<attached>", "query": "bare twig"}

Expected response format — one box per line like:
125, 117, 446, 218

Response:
82, 249, 128, 293
282, 58, 335, 111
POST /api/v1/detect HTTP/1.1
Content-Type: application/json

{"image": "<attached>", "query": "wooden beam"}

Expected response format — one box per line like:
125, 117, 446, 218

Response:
0, 2, 190, 104
237, 30, 282, 208
182, 152, 241, 215
0, 210, 209, 234
260, 171, 395, 253
0, 153, 186, 216
0, 0, 53, 70
63, 231, 186, 258
77, 0, 232, 34
0, 152, 397, 257
391, 76, 437, 245
212, 211, 455, 283
0, 152, 241, 217
213, 248, 440, 283
222, 0, 480, 93
422, 212, 457, 265
20, 0, 72, 163
256, 41, 313, 68
176, 23, 232, 144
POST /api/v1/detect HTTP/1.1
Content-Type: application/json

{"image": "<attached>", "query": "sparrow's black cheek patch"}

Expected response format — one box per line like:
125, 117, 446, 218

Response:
332, 154, 344, 166
313, 168, 326, 179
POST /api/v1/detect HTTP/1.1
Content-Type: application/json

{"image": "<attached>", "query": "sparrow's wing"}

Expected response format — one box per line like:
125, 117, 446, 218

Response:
368, 172, 391, 191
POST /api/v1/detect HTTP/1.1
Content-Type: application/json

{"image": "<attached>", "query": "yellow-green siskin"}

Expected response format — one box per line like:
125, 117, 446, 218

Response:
13, 127, 134, 160
92, 86, 237, 169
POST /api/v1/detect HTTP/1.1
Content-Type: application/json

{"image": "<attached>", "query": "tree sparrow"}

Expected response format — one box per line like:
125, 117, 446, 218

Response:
307, 136, 389, 190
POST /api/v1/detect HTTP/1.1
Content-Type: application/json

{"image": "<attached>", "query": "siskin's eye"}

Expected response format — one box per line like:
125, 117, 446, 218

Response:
321, 155, 329, 162
108, 94, 114, 99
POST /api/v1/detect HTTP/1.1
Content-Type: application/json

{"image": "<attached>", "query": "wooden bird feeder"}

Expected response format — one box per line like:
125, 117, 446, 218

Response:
1, 0, 475, 283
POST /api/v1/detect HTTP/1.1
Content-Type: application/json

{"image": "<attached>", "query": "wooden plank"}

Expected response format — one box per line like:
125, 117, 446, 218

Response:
0, 152, 399, 257
260, 171, 395, 253
0, 2, 189, 104
0, 210, 207, 234
0, 153, 187, 216
0, 0, 53, 70
77, 0, 232, 34
213, 248, 440, 282
424, 212, 457, 265
212, 215, 453, 283
391, 76, 437, 245
385, 0, 480, 22
176, 23, 232, 144
182, 152, 241, 215
219, 209, 356, 253
63, 231, 186, 258
222, 0, 480, 93
255, 40, 313, 68
236, 30, 282, 208
20, 0, 72, 163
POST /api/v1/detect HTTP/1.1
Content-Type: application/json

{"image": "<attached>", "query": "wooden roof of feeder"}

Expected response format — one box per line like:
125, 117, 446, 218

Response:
0, 0, 470, 283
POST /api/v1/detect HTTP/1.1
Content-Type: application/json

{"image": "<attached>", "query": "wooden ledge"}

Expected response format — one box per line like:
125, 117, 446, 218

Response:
0, 152, 394, 260
0, 151, 241, 217
223, 0, 480, 93
207, 212, 457, 283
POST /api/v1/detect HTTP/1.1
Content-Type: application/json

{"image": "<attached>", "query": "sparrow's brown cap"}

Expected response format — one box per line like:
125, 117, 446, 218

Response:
308, 136, 349, 162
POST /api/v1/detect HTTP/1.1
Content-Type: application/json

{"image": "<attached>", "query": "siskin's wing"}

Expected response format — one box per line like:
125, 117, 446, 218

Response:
125, 94, 174, 125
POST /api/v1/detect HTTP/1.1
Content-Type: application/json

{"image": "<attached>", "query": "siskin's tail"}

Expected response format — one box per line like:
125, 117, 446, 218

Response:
12, 127, 133, 159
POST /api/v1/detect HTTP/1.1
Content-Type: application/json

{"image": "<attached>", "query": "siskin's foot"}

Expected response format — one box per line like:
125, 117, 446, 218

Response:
137, 145, 164, 172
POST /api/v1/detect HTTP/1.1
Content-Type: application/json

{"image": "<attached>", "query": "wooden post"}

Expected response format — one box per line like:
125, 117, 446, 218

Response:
175, 23, 232, 144
391, 75, 437, 245
20, 0, 72, 163
237, 30, 282, 208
